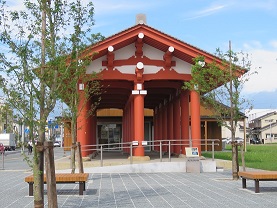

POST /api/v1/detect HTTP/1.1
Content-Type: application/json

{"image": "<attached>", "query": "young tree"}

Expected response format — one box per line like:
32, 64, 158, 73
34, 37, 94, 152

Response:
58, 52, 102, 174
0, 0, 97, 207
0, 102, 13, 133
184, 41, 255, 180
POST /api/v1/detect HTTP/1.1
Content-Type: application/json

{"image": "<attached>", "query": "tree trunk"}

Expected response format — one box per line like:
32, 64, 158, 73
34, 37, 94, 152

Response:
71, 143, 76, 174
34, 1, 47, 206
231, 141, 239, 180
76, 142, 84, 173
71, 117, 77, 174
229, 41, 239, 180
45, 141, 58, 208
33, 142, 44, 208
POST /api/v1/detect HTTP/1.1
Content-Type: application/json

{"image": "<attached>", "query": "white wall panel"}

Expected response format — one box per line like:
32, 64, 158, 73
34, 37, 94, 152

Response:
86, 43, 192, 75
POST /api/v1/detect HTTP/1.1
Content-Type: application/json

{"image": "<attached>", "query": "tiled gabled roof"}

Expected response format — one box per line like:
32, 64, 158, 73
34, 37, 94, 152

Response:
81, 23, 224, 65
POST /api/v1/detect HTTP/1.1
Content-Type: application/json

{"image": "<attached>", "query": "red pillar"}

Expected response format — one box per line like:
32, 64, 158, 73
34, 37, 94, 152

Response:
122, 108, 126, 148
91, 113, 97, 155
123, 106, 128, 153
133, 94, 145, 156
173, 97, 181, 154
130, 100, 134, 154
158, 106, 163, 151
126, 106, 129, 153
167, 100, 174, 153
162, 104, 167, 152
127, 106, 129, 142
190, 90, 201, 155
181, 90, 189, 155
77, 83, 91, 157
154, 108, 159, 151
124, 104, 129, 153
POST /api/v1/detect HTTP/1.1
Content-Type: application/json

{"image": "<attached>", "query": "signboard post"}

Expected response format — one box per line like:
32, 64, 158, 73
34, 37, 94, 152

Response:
185, 147, 200, 173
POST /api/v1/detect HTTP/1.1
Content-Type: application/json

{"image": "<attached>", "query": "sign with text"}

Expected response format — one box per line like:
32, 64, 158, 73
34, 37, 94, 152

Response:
185, 147, 199, 157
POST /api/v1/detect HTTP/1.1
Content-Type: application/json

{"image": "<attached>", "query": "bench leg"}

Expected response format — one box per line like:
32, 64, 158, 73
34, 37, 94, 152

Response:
28, 183, 34, 196
242, 178, 246, 189
79, 182, 85, 195
254, 180, 260, 193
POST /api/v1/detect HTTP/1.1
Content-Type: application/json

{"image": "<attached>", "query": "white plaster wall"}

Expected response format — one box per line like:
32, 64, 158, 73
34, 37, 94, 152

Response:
86, 43, 192, 75
172, 57, 191, 74
115, 43, 135, 60
86, 56, 105, 74
143, 44, 163, 60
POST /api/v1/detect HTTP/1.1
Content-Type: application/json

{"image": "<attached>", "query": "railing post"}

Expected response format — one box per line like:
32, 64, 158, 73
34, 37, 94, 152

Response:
160, 141, 162, 162
168, 141, 171, 162
212, 140, 215, 161
130, 143, 133, 164
100, 145, 103, 167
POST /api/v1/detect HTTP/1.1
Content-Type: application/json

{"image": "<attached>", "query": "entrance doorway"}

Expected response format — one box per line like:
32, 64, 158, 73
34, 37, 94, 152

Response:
97, 123, 122, 150
97, 122, 152, 152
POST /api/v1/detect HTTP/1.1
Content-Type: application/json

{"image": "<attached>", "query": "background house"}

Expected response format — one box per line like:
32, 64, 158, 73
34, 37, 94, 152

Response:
221, 120, 246, 141
247, 110, 277, 144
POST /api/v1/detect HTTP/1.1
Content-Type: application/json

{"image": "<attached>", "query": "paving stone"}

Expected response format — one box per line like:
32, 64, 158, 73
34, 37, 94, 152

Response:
2, 150, 277, 207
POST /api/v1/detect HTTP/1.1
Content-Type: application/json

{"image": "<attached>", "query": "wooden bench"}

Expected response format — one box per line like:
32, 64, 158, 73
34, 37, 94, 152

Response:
25, 173, 89, 196
238, 171, 277, 193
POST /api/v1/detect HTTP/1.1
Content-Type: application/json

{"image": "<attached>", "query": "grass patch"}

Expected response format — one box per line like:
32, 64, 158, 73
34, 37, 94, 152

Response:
202, 144, 277, 171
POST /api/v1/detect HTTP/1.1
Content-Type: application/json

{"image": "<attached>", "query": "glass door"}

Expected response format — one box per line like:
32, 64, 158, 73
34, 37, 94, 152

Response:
97, 123, 122, 151
144, 122, 151, 152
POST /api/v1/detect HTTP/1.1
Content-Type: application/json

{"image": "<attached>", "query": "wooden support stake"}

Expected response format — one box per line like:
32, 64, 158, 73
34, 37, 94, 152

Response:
240, 143, 246, 171
44, 141, 57, 208
76, 142, 84, 173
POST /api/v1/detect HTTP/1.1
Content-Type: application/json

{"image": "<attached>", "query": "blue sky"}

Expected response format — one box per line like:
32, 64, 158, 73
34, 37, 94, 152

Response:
91, 0, 277, 109
8, 0, 277, 110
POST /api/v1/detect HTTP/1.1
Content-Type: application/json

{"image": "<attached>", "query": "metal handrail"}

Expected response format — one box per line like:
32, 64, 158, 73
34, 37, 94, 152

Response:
66, 139, 220, 167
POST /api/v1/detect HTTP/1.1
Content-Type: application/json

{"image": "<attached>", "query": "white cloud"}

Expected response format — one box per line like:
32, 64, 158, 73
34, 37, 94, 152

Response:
270, 40, 277, 49
184, 4, 227, 20
242, 48, 277, 93
237, 0, 277, 11
214, 0, 277, 11
243, 41, 262, 50
198, 5, 226, 15
92, 0, 158, 16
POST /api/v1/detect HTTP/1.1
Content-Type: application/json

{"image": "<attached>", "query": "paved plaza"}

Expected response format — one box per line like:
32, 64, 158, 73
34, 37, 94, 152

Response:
1, 149, 277, 207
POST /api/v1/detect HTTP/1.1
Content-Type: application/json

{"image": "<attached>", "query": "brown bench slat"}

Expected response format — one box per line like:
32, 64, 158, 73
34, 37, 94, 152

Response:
238, 171, 277, 180
25, 173, 89, 196
238, 171, 277, 193
25, 173, 88, 182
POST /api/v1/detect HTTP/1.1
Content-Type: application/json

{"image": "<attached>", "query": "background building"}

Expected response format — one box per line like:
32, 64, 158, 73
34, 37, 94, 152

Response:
247, 110, 277, 144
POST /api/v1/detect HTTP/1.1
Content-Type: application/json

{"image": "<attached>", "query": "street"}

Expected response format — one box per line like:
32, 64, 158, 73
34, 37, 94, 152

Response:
0, 147, 67, 171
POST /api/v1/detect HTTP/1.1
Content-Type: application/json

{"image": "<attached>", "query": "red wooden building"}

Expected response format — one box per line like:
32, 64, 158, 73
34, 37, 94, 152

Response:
64, 16, 225, 157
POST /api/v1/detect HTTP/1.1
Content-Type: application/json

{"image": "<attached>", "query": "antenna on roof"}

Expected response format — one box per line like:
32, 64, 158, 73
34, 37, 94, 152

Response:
136, 14, 147, 25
